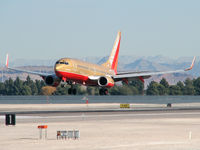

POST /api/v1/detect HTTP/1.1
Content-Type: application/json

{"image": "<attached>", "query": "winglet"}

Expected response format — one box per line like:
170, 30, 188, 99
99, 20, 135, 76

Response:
6, 54, 9, 68
185, 56, 196, 71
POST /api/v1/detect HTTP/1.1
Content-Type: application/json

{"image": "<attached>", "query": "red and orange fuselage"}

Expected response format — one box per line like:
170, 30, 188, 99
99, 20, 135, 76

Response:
54, 58, 115, 88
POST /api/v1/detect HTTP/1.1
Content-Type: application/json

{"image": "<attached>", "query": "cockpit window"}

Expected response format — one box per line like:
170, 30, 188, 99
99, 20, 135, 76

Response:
56, 61, 69, 65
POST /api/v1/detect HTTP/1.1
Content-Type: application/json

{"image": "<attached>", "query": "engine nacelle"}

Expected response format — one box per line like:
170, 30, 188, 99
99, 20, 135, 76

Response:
45, 75, 61, 87
98, 76, 114, 88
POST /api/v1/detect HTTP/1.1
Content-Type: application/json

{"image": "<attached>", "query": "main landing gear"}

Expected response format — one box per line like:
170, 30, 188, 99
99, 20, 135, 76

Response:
68, 88, 77, 95
99, 88, 108, 95
68, 82, 77, 95
61, 79, 77, 95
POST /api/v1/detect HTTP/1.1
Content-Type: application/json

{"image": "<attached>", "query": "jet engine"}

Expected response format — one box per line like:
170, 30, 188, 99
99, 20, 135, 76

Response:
45, 75, 61, 87
97, 76, 114, 88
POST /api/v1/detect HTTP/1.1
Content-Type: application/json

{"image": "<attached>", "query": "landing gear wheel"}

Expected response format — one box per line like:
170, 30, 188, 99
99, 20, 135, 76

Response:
99, 89, 108, 95
99, 89, 104, 95
68, 88, 77, 95
68, 88, 72, 95
104, 89, 108, 95
72, 89, 77, 95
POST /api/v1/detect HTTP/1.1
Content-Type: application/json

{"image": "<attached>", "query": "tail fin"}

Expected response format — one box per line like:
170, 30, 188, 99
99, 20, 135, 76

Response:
102, 31, 121, 74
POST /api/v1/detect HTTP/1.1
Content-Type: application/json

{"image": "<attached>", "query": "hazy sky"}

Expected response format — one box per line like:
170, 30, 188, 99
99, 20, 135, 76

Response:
0, 0, 200, 61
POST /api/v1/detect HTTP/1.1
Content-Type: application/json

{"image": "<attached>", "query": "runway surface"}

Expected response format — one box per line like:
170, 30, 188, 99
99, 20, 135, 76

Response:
1, 95, 200, 104
1, 102, 200, 115
1, 104, 200, 150
2, 109, 200, 123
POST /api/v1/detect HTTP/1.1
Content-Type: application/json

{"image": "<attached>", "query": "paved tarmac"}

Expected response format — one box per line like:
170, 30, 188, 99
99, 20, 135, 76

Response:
1, 104, 200, 150
7, 109, 200, 123
1, 103, 200, 115
1, 95, 200, 104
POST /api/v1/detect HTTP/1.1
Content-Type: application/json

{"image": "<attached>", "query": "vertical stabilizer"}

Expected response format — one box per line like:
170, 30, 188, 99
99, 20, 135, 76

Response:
102, 31, 121, 74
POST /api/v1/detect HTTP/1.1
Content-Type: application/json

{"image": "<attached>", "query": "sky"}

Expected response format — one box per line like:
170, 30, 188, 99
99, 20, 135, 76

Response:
0, 0, 200, 61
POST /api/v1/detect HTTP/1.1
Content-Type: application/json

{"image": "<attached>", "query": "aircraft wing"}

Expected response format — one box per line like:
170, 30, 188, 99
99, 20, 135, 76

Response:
5, 54, 51, 78
7, 67, 51, 77
113, 56, 196, 82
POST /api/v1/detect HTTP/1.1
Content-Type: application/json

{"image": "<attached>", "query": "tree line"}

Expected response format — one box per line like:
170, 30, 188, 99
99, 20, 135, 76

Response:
146, 78, 200, 95
0, 76, 200, 95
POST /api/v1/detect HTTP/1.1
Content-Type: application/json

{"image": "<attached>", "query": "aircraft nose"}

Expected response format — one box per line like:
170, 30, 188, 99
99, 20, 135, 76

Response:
55, 65, 62, 71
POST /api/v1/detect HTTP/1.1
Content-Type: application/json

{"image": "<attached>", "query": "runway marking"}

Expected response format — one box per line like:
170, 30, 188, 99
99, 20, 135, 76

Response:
1, 112, 200, 119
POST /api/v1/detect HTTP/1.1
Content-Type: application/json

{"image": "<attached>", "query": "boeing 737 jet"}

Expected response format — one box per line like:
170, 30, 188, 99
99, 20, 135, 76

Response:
6, 31, 195, 95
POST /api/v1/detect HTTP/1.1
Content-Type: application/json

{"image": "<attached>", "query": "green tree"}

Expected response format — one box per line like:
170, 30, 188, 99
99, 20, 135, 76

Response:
54, 86, 68, 95
176, 81, 184, 94
160, 78, 169, 88
118, 85, 134, 95
159, 78, 169, 94
0, 82, 5, 95
169, 85, 182, 95
109, 86, 121, 95
14, 77, 23, 95
129, 86, 139, 95
21, 85, 32, 95
76, 85, 87, 95
30, 83, 38, 95
86, 87, 99, 95
35, 80, 45, 94
157, 84, 166, 95
24, 75, 32, 86
4, 78, 15, 95
146, 81, 159, 95
193, 77, 200, 95
129, 79, 144, 94
183, 78, 195, 95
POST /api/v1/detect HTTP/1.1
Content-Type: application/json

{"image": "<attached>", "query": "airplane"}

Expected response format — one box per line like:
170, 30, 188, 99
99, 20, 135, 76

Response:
6, 31, 196, 95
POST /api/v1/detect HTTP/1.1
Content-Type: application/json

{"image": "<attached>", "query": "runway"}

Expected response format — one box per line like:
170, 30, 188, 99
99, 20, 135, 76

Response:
2, 109, 200, 123
1, 108, 200, 150
1, 102, 200, 115
1, 104, 200, 150
1, 95, 200, 104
